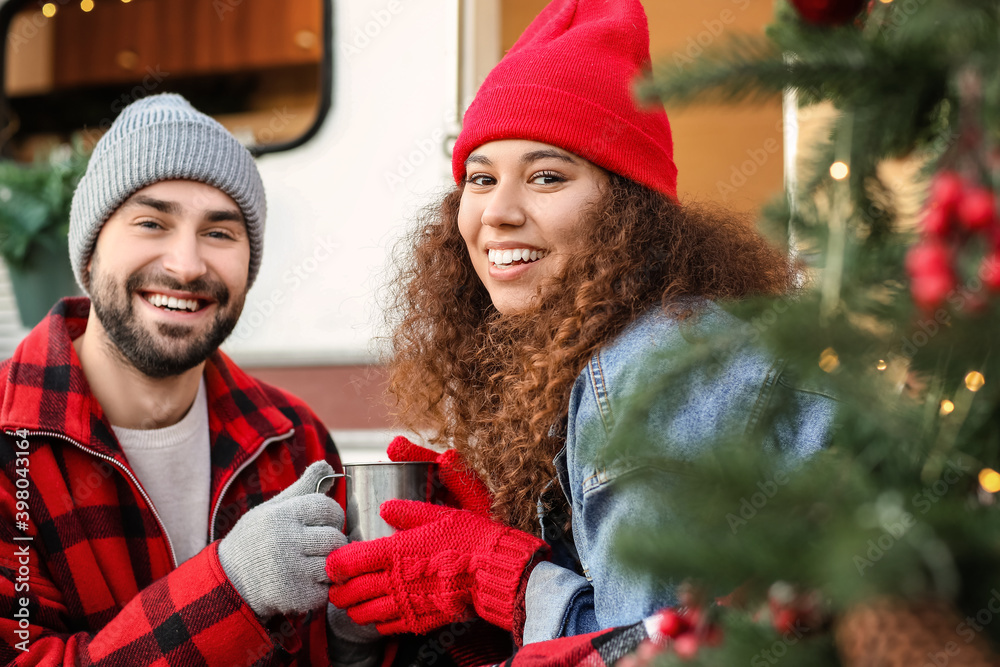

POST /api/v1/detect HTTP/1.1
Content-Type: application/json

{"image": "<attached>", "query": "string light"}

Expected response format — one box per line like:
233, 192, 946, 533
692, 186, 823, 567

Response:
939, 399, 955, 416
42, 3, 57, 17
81, 0, 94, 11
965, 371, 986, 392
980, 469, 1000, 493
830, 162, 850, 181
876, 360, 887, 371
819, 348, 840, 373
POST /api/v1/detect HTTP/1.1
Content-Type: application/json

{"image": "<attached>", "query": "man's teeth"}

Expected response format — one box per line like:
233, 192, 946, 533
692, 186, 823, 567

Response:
488, 248, 547, 266
147, 294, 200, 312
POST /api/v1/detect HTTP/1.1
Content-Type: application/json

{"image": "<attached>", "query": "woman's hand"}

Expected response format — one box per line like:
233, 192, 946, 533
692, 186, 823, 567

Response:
326, 500, 549, 635
387, 436, 493, 517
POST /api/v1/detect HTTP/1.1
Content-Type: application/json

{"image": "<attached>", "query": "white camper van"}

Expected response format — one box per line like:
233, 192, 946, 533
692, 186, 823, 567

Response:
0, 0, 782, 460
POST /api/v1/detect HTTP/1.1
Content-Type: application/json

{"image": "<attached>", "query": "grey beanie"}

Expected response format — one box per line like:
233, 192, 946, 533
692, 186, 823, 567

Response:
69, 93, 266, 292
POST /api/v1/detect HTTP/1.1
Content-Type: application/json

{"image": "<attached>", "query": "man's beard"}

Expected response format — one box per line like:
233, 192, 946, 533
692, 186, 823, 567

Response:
88, 258, 245, 379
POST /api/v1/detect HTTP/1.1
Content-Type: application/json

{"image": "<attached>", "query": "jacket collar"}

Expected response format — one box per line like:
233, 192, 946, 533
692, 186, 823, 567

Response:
0, 297, 293, 475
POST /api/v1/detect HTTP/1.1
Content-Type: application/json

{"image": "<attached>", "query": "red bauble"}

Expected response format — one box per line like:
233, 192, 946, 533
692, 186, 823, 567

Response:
957, 187, 997, 231
789, 0, 867, 25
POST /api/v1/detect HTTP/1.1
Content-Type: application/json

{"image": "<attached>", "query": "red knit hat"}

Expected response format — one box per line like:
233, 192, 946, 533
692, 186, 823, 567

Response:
452, 0, 678, 199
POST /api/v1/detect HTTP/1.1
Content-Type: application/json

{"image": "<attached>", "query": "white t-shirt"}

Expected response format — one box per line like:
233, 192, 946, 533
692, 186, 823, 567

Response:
113, 379, 211, 565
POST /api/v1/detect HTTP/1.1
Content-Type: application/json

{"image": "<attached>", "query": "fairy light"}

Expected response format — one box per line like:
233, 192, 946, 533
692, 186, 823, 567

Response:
965, 371, 986, 392
876, 360, 887, 371
819, 348, 840, 373
980, 469, 1000, 493
830, 162, 850, 181
81, 0, 94, 11
42, 3, 57, 17
939, 399, 955, 416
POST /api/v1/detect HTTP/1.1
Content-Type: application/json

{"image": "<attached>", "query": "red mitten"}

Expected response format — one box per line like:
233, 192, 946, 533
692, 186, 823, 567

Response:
387, 436, 493, 517
326, 500, 549, 635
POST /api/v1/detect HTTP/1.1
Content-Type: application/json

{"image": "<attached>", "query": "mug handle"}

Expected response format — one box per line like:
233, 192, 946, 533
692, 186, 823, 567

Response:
315, 473, 346, 494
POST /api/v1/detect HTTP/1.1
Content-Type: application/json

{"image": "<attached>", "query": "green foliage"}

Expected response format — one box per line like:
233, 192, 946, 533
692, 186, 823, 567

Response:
0, 144, 90, 270
611, 1, 1000, 664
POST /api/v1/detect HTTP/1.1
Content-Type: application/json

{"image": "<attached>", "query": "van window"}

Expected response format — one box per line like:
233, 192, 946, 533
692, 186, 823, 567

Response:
1, 0, 330, 161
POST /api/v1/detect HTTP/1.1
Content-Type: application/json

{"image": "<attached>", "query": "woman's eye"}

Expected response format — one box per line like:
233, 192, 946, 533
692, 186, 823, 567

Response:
466, 173, 496, 187
530, 171, 565, 185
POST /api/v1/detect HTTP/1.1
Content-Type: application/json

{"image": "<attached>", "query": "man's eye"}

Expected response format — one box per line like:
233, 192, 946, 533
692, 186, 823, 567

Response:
207, 231, 236, 240
137, 220, 163, 230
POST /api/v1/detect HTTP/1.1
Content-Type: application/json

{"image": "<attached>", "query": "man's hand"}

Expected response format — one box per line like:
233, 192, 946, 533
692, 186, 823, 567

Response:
219, 460, 347, 620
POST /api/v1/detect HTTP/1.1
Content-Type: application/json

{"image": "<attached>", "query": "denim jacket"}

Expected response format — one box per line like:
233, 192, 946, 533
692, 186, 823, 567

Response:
521, 302, 836, 643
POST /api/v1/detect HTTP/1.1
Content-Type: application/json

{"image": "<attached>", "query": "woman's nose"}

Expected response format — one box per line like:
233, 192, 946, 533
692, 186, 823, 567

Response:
480, 182, 527, 228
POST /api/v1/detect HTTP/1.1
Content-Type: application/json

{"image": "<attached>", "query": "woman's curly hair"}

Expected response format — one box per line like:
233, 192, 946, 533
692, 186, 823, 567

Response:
384, 173, 794, 535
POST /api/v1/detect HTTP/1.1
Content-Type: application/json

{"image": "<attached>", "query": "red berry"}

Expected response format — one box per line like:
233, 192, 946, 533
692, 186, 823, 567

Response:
658, 609, 687, 638
982, 252, 1000, 291
773, 608, 799, 634
931, 172, 965, 213
789, 0, 866, 24
911, 272, 955, 310
958, 187, 997, 231
673, 634, 700, 660
905, 242, 951, 278
636, 640, 659, 662
922, 206, 951, 237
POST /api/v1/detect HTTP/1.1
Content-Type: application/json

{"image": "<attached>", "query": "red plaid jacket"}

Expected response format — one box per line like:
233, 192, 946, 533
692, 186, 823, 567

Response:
0, 297, 346, 666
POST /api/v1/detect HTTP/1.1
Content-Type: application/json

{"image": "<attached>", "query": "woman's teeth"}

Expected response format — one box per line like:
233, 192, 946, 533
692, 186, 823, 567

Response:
146, 294, 200, 312
488, 248, 547, 267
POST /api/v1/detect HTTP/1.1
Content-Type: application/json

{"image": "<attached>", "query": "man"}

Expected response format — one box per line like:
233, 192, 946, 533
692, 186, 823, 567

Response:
0, 94, 377, 665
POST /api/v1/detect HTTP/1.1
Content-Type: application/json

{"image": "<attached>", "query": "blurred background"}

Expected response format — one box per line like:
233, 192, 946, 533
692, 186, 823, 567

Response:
0, 0, 783, 460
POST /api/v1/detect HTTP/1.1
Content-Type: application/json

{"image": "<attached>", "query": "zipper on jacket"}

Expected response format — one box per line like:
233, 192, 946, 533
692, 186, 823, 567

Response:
208, 428, 295, 543
9, 429, 179, 569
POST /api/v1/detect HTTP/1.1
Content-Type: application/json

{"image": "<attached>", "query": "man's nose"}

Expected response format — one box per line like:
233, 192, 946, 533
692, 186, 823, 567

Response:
161, 234, 208, 284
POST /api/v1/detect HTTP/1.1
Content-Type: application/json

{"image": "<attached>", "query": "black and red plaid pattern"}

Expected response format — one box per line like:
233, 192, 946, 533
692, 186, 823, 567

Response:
0, 297, 344, 666
496, 622, 649, 667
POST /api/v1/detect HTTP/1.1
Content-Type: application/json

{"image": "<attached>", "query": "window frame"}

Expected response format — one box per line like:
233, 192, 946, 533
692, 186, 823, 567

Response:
0, 0, 334, 158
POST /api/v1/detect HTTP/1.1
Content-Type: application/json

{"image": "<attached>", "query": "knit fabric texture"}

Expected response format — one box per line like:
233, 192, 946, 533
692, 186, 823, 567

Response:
69, 93, 266, 292
452, 0, 677, 199
327, 500, 549, 635
387, 436, 494, 517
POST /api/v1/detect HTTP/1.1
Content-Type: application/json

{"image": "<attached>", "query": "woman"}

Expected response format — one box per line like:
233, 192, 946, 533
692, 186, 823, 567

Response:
327, 0, 834, 646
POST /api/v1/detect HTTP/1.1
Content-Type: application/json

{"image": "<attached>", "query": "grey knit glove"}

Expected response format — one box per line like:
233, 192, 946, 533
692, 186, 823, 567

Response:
327, 603, 383, 667
219, 460, 347, 620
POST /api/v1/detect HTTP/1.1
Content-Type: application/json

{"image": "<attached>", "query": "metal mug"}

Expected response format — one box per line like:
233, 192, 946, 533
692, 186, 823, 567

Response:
318, 462, 438, 541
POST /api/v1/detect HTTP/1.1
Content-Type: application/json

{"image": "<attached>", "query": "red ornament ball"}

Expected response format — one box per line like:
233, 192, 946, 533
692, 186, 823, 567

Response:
789, 0, 867, 25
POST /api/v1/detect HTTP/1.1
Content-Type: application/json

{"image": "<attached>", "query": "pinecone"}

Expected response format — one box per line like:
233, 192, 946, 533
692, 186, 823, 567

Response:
836, 598, 1000, 667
